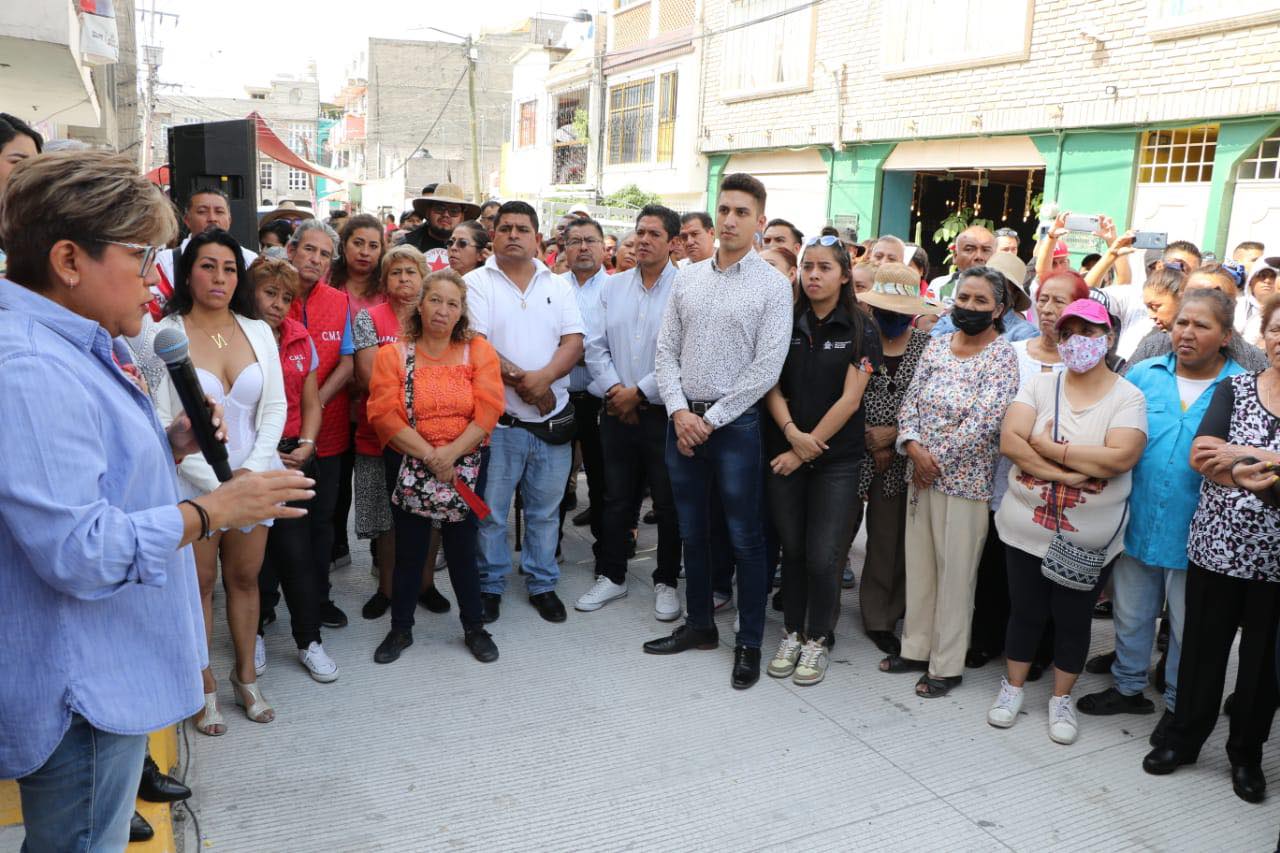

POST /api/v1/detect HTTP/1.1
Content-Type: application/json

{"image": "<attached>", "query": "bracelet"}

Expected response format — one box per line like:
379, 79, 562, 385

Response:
782, 421, 795, 434
298, 438, 315, 445
181, 499, 212, 540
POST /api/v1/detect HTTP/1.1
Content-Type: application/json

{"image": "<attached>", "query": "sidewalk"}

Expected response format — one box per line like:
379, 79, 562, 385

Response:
13, 488, 1272, 852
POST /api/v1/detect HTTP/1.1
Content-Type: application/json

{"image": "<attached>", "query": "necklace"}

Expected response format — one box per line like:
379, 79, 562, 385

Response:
189, 316, 236, 349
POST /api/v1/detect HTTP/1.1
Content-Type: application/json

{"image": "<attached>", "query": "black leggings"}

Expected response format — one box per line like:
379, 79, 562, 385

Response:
258, 510, 321, 648
1004, 544, 1111, 675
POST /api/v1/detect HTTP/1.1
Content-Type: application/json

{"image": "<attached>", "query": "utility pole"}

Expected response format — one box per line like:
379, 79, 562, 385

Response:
137, 0, 178, 173
465, 35, 483, 204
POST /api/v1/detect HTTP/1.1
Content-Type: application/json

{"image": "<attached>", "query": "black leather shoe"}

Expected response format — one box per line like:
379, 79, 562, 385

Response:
1143, 746, 1195, 775
1077, 687, 1155, 716
869, 631, 901, 656
643, 509, 657, 524
1084, 651, 1116, 674
643, 624, 719, 655
130, 811, 154, 843
1233, 763, 1267, 803
529, 591, 567, 623
320, 600, 348, 628
481, 593, 501, 624
731, 645, 761, 689
361, 591, 390, 620
138, 754, 191, 803
1149, 710, 1174, 748
374, 629, 413, 664
465, 628, 499, 663
419, 584, 452, 613
572, 508, 591, 526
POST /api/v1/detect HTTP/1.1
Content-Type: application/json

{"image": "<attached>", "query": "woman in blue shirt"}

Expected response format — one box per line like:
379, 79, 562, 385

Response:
0, 151, 313, 851
1077, 289, 1243, 745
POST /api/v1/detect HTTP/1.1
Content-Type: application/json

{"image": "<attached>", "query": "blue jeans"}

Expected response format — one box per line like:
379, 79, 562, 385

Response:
17, 714, 147, 853
1111, 553, 1186, 709
666, 409, 768, 648
477, 426, 572, 596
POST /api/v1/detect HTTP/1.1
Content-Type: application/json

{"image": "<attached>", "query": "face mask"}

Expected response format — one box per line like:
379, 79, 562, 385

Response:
950, 305, 995, 336
873, 308, 912, 338
1059, 333, 1109, 373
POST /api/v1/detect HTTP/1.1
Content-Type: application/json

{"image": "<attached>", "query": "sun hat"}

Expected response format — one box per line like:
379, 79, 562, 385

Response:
986, 253, 1032, 312
259, 201, 310, 228
1056, 298, 1112, 330
859, 262, 943, 316
411, 182, 481, 220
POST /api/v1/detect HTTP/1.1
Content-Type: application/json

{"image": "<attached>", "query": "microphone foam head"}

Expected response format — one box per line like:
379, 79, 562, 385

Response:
153, 327, 190, 365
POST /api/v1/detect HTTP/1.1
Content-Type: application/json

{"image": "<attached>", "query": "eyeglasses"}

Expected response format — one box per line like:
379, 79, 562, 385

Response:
564, 237, 602, 248
446, 238, 476, 249
98, 240, 162, 277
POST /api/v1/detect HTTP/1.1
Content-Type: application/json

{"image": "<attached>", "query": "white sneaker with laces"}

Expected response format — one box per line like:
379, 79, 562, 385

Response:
654, 583, 682, 622
1048, 694, 1078, 744
768, 631, 803, 678
987, 677, 1024, 728
299, 641, 339, 683
254, 634, 266, 676
575, 576, 628, 612
792, 638, 829, 685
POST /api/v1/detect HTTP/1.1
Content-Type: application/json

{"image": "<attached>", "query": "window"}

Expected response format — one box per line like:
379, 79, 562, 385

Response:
607, 79, 655, 164
259, 161, 274, 190
1237, 133, 1280, 182
1137, 125, 1219, 184
287, 123, 314, 158
288, 168, 309, 191
1147, 0, 1280, 40
553, 91, 588, 185
518, 101, 537, 149
722, 0, 815, 99
250, 93, 266, 101
656, 72, 678, 164
880, 0, 1032, 77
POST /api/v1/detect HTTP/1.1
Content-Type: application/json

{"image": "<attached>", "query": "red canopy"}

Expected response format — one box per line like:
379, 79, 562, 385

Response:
247, 111, 344, 183
145, 164, 170, 185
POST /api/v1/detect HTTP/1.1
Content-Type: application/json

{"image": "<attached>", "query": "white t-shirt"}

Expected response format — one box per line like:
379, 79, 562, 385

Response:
464, 256, 585, 423
991, 340, 1066, 512
995, 372, 1148, 560
1100, 284, 1153, 362
1176, 374, 1214, 412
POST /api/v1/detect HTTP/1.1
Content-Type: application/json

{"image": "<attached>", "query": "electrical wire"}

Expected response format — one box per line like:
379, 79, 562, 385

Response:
387, 66, 469, 174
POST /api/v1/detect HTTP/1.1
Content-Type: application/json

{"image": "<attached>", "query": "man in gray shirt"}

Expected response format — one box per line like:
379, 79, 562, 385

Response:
643, 173, 793, 689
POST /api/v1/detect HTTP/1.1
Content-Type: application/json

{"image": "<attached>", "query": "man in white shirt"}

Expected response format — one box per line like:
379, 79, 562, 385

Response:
152, 189, 257, 318
464, 201, 585, 624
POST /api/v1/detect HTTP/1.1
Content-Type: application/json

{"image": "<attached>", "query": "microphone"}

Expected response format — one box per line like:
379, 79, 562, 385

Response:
153, 327, 233, 483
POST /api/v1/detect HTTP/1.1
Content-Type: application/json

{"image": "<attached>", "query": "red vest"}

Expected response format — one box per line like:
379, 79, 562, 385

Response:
277, 317, 313, 440
354, 301, 405, 455
290, 282, 351, 457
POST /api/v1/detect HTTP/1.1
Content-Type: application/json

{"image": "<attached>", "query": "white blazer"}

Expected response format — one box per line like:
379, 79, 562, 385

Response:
153, 313, 286, 494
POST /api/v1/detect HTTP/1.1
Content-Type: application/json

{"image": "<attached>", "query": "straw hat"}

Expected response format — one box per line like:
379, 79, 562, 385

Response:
859, 262, 942, 316
259, 201, 310, 228
411, 182, 481, 220
986, 253, 1032, 312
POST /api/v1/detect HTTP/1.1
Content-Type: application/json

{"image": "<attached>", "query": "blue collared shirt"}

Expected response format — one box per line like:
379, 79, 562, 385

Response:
587, 262, 679, 404
561, 266, 608, 395
0, 279, 206, 778
931, 309, 1040, 342
1123, 352, 1246, 570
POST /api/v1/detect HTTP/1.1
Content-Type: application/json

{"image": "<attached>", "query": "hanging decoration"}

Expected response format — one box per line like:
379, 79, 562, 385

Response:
973, 170, 983, 216
1023, 169, 1034, 220
1001, 184, 1011, 222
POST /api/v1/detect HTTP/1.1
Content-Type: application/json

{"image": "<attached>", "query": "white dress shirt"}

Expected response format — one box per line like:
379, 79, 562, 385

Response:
586, 262, 678, 404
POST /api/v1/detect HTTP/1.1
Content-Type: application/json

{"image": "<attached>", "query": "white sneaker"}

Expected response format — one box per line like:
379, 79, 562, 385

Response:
713, 591, 733, 611
575, 576, 628, 611
298, 641, 339, 683
767, 631, 803, 678
254, 634, 266, 676
435, 550, 448, 572
654, 583, 682, 622
1048, 694, 1078, 744
793, 638, 829, 686
987, 677, 1024, 728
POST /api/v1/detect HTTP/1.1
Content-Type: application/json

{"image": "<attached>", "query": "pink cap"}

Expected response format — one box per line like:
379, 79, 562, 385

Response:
1053, 240, 1070, 258
1056, 298, 1112, 329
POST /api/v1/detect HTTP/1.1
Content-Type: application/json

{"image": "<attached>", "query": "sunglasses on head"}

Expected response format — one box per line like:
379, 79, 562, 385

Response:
1164, 259, 1188, 273
1221, 259, 1247, 288
995, 228, 1019, 238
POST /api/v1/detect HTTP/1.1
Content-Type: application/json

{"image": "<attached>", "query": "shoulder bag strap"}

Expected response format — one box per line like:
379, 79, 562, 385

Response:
403, 344, 417, 428
1049, 373, 1063, 534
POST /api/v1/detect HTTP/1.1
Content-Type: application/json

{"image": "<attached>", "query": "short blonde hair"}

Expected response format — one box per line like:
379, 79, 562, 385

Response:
247, 256, 301, 297
0, 150, 177, 290
379, 244, 427, 287
404, 268, 471, 343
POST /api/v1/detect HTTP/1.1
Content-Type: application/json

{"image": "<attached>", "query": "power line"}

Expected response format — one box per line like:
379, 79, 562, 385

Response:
388, 66, 470, 175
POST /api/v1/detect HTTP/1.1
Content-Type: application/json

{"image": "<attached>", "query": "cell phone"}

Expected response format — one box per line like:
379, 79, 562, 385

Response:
1132, 231, 1167, 251
1064, 214, 1101, 233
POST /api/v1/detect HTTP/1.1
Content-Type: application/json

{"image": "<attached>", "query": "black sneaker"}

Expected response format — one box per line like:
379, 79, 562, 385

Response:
465, 628, 499, 663
320, 600, 348, 628
1077, 686, 1155, 716
643, 509, 657, 525
481, 593, 501, 624
374, 629, 413, 664
361, 591, 390, 620
572, 508, 591, 527
1085, 650, 1116, 674
418, 585, 452, 613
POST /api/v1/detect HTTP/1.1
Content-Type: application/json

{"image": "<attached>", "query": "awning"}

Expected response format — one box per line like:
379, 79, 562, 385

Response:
145, 164, 170, 185
883, 136, 1045, 171
247, 111, 345, 183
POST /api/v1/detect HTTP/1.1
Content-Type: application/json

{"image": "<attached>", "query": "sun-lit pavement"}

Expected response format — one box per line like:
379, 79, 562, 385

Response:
7, 478, 1275, 852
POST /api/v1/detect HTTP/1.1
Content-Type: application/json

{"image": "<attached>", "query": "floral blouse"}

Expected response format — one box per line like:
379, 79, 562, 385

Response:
896, 333, 1019, 502
859, 329, 929, 501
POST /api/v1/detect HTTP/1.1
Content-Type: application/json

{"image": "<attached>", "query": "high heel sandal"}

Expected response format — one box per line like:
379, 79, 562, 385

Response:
229, 672, 275, 723
194, 690, 226, 736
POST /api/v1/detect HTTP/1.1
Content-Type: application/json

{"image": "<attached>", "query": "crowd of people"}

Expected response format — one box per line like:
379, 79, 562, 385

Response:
3, 107, 1280, 849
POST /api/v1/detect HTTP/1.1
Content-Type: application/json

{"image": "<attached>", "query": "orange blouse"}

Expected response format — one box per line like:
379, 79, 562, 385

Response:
367, 336, 504, 449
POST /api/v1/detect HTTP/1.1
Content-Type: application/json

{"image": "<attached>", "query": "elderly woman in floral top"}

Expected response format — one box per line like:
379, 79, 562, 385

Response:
880, 266, 1019, 698
856, 263, 940, 655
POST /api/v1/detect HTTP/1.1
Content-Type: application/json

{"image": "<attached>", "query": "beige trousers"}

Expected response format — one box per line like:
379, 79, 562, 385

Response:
900, 488, 989, 679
